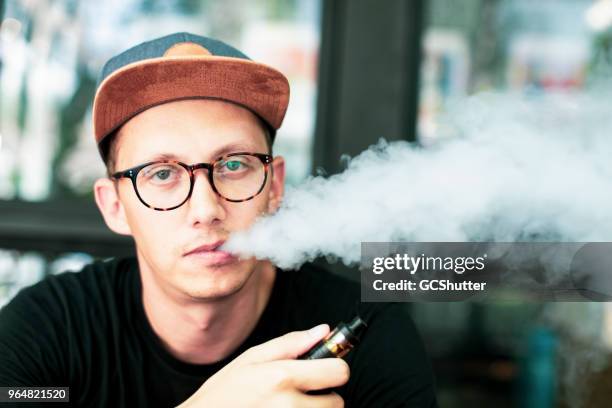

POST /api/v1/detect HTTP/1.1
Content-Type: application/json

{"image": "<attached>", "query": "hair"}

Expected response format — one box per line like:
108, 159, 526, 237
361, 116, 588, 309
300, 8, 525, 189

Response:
103, 114, 274, 176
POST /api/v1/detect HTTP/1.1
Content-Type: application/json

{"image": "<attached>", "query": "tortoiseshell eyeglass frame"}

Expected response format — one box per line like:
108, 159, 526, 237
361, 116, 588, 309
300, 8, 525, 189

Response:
110, 152, 273, 211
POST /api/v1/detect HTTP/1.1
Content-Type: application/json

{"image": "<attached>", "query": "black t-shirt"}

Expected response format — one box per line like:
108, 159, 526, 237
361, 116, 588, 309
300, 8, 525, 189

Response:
0, 257, 437, 407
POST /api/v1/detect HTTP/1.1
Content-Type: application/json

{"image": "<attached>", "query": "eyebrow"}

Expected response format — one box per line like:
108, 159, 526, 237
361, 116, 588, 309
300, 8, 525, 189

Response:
142, 142, 263, 164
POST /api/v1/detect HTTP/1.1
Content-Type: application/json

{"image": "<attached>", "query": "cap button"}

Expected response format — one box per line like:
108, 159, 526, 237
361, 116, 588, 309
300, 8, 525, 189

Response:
163, 42, 212, 57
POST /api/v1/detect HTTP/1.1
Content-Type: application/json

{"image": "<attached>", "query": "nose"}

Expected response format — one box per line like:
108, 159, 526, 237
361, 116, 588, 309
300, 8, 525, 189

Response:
185, 169, 226, 226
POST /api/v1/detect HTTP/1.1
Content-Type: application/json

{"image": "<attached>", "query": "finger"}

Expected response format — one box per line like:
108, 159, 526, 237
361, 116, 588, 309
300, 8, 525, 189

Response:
238, 324, 330, 365
264, 358, 350, 392
292, 391, 344, 408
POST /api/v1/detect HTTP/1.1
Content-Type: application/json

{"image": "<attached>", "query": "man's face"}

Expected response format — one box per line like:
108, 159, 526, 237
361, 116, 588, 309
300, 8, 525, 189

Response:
100, 99, 284, 300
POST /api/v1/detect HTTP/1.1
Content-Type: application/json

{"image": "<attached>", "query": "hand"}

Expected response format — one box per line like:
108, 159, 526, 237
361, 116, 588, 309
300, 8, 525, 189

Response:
177, 324, 349, 407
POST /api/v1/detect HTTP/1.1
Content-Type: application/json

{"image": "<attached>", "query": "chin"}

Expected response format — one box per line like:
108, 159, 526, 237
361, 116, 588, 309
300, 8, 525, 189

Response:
183, 283, 245, 301
177, 266, 251, 300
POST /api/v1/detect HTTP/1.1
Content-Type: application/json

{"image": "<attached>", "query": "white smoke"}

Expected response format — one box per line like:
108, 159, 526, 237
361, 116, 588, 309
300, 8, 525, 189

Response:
223, 90, 612, 270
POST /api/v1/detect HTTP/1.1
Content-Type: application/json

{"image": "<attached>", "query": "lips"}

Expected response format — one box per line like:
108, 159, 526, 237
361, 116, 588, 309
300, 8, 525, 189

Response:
183, 240, 237, 266
183, 240, 226, 256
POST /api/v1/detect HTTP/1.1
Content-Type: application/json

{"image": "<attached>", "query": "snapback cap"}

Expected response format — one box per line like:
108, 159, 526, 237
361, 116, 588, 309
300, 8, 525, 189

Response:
93, 32, 290, 161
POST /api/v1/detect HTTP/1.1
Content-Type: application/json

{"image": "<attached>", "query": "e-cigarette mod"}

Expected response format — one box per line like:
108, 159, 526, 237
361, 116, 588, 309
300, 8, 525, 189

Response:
300, 316, 368, 360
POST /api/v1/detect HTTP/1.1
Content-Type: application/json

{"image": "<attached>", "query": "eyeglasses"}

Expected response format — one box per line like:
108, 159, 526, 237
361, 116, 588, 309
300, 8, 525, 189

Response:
111, 152, 273, 211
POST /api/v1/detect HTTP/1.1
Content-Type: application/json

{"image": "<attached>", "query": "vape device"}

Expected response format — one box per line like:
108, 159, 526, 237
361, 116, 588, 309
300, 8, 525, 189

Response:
300, 316, 368, 360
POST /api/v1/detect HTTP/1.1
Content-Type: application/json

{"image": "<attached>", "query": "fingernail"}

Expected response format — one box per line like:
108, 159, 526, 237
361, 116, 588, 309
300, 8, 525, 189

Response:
308, 324, 328, 339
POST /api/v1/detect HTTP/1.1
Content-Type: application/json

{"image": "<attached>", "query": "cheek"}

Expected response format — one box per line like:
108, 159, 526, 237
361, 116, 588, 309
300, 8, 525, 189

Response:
223, 194, 269, 230
123, 197, 180, 254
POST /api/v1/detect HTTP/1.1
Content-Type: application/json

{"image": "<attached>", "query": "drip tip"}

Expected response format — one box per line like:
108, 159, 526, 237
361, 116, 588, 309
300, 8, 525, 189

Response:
346, 316, 368, 344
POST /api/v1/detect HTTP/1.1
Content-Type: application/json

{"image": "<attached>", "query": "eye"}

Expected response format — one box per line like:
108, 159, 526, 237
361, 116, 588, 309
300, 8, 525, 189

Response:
216, 157, 251, 173
141, 163, 182, 184
224, 160, 243, 171
154, 169, 172, 180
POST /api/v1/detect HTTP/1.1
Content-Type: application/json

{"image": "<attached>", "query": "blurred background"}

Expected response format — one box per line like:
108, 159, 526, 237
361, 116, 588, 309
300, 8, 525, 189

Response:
1, 0, 612, 406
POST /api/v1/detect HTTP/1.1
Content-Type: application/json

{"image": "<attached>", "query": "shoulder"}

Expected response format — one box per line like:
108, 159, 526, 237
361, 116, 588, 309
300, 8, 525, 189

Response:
0, 257, 137, 386
2, 257, 137, 314
0, 259, 137, 385
0, 256, 138, 336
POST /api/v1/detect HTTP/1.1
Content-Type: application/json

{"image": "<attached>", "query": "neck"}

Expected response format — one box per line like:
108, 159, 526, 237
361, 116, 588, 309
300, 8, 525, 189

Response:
139, 259, 276, 365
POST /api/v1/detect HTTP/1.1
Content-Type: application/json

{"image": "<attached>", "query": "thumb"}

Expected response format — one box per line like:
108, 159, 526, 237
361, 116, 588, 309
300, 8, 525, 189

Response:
238, 324, 330, 365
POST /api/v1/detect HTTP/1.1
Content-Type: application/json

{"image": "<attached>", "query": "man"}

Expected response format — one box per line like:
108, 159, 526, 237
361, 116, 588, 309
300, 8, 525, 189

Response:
0, 33, 437, 407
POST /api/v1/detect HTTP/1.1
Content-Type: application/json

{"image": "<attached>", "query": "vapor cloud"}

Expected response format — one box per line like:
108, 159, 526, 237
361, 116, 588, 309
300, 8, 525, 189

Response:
223, 91, 612, 270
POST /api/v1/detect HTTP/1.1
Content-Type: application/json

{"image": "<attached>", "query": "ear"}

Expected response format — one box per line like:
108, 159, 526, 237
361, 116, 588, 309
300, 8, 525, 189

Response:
267, 156, 285, 213
93, 177, 133, 236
